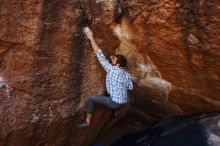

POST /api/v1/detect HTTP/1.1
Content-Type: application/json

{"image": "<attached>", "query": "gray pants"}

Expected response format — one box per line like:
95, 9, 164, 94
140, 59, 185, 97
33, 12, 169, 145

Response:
86, 96, 123, 114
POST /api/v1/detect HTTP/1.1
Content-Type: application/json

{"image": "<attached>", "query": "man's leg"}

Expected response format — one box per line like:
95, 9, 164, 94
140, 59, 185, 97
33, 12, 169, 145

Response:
85, 95, 108, 124
74, 95, 107, 128
74, 95, 122, 128
85, 95, 122, 123
85, 113, 92, 125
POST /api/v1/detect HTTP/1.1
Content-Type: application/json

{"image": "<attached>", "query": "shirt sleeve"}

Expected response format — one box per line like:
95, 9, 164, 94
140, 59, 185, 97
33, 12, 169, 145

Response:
96, 49, 113, 72
126, 74, 133, 90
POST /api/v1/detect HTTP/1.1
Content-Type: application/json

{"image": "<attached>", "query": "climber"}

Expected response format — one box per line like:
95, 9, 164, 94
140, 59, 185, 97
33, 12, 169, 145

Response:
74, 27, 133, 128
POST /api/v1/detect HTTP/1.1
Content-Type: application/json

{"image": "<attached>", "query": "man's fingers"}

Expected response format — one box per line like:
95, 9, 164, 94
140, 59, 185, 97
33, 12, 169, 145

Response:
83, 27, 93, 40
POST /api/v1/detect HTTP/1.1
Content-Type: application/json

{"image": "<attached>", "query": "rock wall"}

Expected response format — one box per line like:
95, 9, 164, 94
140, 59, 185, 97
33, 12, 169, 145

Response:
117, 0, 220, 116
0, 0, 219, 146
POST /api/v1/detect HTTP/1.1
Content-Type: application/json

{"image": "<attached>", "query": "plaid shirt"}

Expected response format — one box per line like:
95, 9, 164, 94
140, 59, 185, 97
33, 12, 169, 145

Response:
96, 49, 133, 104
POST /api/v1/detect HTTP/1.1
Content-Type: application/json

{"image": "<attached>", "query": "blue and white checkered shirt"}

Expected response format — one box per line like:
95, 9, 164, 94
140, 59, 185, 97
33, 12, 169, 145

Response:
96, 49, 133, 104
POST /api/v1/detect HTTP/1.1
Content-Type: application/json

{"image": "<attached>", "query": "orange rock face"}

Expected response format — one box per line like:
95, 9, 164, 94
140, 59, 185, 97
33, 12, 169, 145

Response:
0, 0, 219, 145
118, 0, 220, 116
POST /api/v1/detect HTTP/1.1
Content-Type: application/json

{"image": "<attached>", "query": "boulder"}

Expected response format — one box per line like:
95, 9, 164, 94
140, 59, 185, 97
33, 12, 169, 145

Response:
0, 0, 219, 145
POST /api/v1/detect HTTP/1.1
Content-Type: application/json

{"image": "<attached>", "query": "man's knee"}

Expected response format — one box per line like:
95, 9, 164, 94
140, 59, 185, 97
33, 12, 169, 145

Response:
87, 96, 95, 102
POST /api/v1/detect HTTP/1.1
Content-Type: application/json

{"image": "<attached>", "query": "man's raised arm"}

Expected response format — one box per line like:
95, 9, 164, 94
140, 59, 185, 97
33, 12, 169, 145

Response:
84, 27, 113, 72
84, 27, 99, 54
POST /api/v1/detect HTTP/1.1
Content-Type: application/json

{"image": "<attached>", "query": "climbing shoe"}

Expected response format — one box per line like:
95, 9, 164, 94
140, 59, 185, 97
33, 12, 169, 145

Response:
73, 121, 89, 129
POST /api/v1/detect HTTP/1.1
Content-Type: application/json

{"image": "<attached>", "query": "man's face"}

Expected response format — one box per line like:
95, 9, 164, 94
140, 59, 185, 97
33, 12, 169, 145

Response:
110, 55, 118, 66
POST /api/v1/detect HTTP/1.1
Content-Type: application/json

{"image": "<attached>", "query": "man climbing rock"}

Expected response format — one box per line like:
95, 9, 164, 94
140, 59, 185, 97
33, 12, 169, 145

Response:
74, 27, 133, 128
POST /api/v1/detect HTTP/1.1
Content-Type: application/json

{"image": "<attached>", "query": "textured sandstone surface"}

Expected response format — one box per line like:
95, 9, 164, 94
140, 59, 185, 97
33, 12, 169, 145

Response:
0, 0, 219, 146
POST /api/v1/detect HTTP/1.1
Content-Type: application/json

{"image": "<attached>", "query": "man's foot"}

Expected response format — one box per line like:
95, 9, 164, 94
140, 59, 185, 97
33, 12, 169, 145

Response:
73, 121, 89, 129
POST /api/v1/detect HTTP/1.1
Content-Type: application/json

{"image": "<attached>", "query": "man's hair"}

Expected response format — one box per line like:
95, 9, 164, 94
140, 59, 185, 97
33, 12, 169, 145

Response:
115, 55, 127, 67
